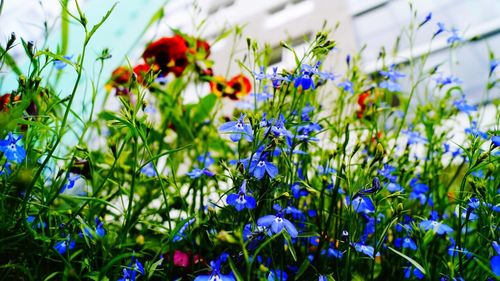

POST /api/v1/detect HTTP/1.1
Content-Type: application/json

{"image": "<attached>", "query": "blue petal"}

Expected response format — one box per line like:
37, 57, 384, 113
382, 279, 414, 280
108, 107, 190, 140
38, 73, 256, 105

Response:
283, 219, 298, 238
245, 196, 256, 209
219, 121, 237, 132
491, 256, 500, 277
257, 215, 276, 227
253, 166, 265, 180
265, 162, 278, 178
271, 221, 283, 234
226, 193, 238, 206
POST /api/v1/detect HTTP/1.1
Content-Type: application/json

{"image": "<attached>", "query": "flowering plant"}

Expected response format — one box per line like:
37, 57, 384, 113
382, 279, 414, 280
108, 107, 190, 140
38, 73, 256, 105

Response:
0, 2, 499, 281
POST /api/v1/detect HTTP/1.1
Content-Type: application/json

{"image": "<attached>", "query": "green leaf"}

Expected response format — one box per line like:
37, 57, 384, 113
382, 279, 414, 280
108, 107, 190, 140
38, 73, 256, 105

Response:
388, 246, 426, 274
283, 232, 297, 262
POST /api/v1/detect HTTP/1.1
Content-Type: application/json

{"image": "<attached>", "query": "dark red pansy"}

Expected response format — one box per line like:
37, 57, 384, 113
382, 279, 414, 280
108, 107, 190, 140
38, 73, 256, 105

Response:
142, 35, 188, 77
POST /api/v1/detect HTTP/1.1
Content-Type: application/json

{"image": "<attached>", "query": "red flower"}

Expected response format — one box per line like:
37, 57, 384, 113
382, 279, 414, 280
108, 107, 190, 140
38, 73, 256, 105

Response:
0, 93, 20, 112
142, 35, 188, 77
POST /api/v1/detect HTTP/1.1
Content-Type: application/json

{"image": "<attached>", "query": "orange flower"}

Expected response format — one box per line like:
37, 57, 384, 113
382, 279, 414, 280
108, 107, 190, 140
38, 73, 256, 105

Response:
142, 35, 188, 77
0, 93, 20, 112
225, 74, 252, 100
209, 74, 252, 100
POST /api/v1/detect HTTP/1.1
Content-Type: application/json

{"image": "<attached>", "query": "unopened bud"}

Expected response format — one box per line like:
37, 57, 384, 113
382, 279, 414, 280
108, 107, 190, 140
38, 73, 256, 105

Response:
7, 32, 16, 48
136, 234, 145, 245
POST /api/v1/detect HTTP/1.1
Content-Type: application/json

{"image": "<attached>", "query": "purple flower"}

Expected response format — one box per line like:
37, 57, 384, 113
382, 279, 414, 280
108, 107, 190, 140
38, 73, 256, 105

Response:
0, 132, 26, 163
257, 212, 298, 238
226, 180, 256, 211
294, 68, 315, 90
219, 114, 254, 142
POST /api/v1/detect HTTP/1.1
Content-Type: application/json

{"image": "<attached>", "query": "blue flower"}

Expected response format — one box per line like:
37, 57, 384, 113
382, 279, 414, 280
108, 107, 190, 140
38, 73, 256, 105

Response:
404, 266, 424, 279
387, 182, 403, 193
490, 59, 499, 76
60, 173, 82, 193
54, 238, 75, 255
186, 168, 215, 179
318, 276, 328, 281
141, 162, 157, 177
294, 70, 315, 90
433, 22, 446, 37
173, 218, 195, 242
465, 121, 488, 139
453, 97, 477, 114
338, 80, 354, 94
194, 259, 235, 281
81, 217, 106, 239
269, 114, 293, 139
491, 241, 500, 277
0, 132, 26, 163
226, 180, 256, 211
435, 74, 462, 86
219, 114, 254, 142
395, 237, 417, 250
268, 269, 288, 281
257, 212, 298, 238
418, 12, 432, 27
447, 28, 463, 44
347, 195, 375, 213
492, 135, 500, 147
419, 219, 453, 235
0, 162, 12, 176
249, 154, 278, 180
118, 256, 145, 281
53, 55, 73, 70
321, 245, 343, 259
379, 64, 405, 92
353, 242, 374, 258
403, 129, 427, 145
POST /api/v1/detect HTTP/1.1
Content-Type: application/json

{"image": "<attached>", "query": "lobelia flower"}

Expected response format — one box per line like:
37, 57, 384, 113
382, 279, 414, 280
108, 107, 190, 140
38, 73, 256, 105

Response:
219, 114, 254, 142
194, 259, 235, 281
418, 12, 432, 27
0, 132, 26, 163
257, 212, 298, 238
446, 28, 463, 44
294, 63, 319, 90
395, 237, 417, 250
403, 129, 427, 145
60, 173, 82, 193
173, 218, 195, 242
141, 162, 157, 177
226, 180, 256, 211
186, 167, 215, 179
433, 22, 447, 38
447, 238, 472, 258
338, 80, 354, 94
490, 58, 499, 76
404, 266, 424, 280
453, 96, 477, 114
465, 121, 488, 139
492, 135, 500, 147
249, 153, 278, 180
118, 256, 145, 281
420, 219, 453, 235
491, 241, 500, 277
435, 74, 462, 86
0, 162, 12, 176
347, 195, 375, 214
379, 64, 405, 92
81, 217, 106, 239
53, 55, 73, 70
353, 241, 375, 258
268, 269, 288, 281
54, 237, 75, 255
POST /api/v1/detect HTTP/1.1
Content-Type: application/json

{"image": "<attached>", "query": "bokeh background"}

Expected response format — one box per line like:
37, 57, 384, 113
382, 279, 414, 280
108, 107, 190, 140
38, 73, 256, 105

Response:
1, 0, 498, 110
